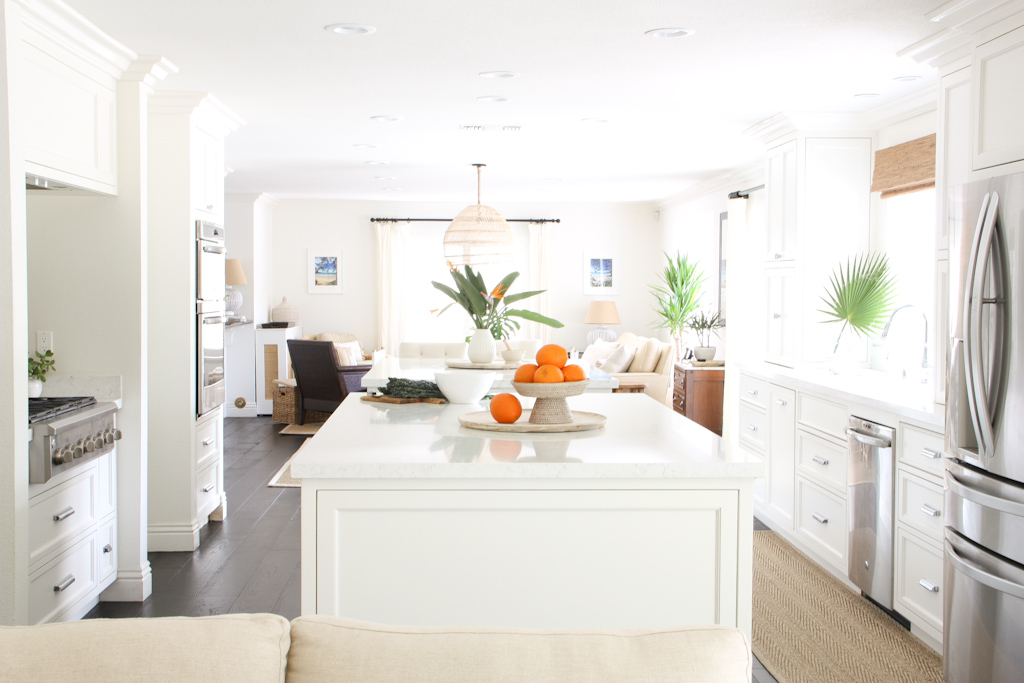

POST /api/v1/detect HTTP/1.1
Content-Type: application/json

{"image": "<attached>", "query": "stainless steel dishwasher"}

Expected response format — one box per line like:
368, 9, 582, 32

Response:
847, 416, 895, 608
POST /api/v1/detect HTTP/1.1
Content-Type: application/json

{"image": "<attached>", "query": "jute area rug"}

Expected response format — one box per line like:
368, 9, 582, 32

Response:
278, 422, 324, 436
753, 531, 942, 683
268, 437, 313, 488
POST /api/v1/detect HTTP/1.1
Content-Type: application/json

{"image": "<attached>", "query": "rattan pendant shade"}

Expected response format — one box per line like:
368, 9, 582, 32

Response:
443, 164, 513, 266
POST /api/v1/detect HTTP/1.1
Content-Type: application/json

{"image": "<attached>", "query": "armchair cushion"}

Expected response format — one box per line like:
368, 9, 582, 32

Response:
598, 343, 636, 373
332, 340, 363, 366
580, 339, 617, 365
629, 337, 663, 373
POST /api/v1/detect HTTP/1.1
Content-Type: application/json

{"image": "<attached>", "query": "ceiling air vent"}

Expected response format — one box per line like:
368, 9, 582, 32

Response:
460, 125, 486, 132
460, 124, 522, 133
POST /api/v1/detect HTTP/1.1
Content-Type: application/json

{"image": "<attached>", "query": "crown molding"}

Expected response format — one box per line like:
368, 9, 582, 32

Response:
899, 0, 1024, 67
19, 0, 137, 78
149, 92, 246, 136
657, 161, 764, 209
859, 85, 938, 129
122, 56, 178, 90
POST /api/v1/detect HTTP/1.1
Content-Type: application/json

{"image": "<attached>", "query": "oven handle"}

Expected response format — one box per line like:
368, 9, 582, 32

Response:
945, 538, 1024, 599
201, 245, 226, 255
203, 317, 228, 325
846, 428, 891, 449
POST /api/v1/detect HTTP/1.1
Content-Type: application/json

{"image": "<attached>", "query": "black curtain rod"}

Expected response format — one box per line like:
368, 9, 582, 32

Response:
728, 184, 765, 199
370, 217, 560, 223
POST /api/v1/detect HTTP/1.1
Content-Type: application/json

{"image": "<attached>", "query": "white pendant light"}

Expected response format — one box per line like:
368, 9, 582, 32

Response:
443, 164, 513, 266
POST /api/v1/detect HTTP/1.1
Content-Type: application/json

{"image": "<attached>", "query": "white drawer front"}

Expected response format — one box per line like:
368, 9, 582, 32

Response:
898, 423, 945, 478
97, 515, 117, 582
29, 532, 98, 624
195, 417, 220, 468
796, 428, 847, 493
29, 468, 97, 566
797, 393, 848, 441
738, 403, 768, 452
196, 460, 221, 519
895, 528, 943, 633
897, 469, 944, 543
739, 374, 768, 409
795, 476, 847, 572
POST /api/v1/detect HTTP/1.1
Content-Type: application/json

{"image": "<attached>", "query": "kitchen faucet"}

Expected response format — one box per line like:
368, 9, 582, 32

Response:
881, 304, 928, 381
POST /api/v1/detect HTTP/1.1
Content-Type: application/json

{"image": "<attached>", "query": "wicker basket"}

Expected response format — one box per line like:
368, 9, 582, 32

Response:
271, 384, 333, 425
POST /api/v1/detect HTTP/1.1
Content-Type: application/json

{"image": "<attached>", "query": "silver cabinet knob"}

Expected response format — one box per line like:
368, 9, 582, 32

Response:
747, 424, 758, 432
103, 544, 113, 554
775, 398, 787, 406
919, 578, 939, 593
202, 483, 215, 493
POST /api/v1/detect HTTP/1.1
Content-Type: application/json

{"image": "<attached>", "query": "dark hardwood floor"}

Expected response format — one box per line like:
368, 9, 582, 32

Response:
85, 416, 304, 620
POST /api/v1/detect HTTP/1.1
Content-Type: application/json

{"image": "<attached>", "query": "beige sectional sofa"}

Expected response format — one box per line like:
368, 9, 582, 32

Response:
582, 332, 675, 406
1, 613, 752, 683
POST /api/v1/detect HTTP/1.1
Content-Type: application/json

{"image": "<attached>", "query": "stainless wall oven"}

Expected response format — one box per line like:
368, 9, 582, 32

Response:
196, 220, 226, 417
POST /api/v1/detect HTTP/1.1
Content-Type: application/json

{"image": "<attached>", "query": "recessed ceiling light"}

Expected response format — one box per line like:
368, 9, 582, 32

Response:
374, 176, 396, 180
581, 118, 609, 124
645, 27, 695, 38
353, 143, 376, 149
893, 75, 922, 82
324, 23, 376, 35
365, 161, 388, 165
476, 95, 510, 103
854, 93, 881, 98
370, 115, 403, 122
479, 71, 517, 79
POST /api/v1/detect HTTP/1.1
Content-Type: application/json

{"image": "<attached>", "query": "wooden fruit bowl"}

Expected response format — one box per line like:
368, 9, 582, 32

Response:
511, 380, 589, 424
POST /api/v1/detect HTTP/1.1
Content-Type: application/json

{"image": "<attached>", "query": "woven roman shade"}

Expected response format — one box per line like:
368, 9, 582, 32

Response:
870, 134, 936, 199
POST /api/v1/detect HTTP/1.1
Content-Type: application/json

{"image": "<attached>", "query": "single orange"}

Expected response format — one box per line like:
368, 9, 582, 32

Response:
536, 344, 568, 369
562, 364, 586, 382
489, 393, 522, 424
534, 364, 564, 383
513, 363, 539, 383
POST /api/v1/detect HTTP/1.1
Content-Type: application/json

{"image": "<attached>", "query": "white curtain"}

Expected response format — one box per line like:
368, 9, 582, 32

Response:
375, 221, 407, 355
527, 222, 552, 344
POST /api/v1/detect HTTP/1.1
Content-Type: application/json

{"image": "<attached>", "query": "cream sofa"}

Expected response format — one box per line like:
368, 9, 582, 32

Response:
0, 613, 752, 683
583, 332, 675, 406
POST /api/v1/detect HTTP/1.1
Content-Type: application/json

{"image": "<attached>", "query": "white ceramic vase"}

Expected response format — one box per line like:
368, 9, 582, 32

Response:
693, 346, 717, 362
28, 377, 43, 398
467, 328, 496, 364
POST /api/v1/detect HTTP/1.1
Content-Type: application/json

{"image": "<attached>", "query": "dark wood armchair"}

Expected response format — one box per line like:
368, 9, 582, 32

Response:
286, 340, 370, 425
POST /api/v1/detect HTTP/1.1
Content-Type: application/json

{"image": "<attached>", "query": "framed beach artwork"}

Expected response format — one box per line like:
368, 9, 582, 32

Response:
582, 251, 619, 295
308, 249, 343, 293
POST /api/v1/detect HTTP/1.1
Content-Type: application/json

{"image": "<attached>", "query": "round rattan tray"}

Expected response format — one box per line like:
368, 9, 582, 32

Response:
458, 410, 606, 433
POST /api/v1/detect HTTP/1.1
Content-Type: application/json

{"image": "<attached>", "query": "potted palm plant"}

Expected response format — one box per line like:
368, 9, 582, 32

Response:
819, 252, 896, 370
650, 252, 705, 360
689, 311, 724, 361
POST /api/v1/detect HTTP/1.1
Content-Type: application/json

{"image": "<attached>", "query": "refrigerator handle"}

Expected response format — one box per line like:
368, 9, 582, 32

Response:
969, 191, 1001, 458
947, 471, 1024, 516
945, 538, 1024, 600
963, 192, 993, 457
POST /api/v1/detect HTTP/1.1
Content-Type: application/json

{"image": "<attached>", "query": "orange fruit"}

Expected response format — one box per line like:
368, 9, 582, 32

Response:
536, 344, 568, 369
488, 439, 522, 462
562, 364, 586, 382
513, 363, 539, 383
534, 364, 564, 383
489, 393, 522, 424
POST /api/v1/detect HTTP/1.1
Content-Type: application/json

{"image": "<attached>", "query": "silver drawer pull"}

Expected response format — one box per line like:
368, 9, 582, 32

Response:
202, 483, 215, 493
920, 448, 941, 459
202, 437, 215, 446
775, 398, 787, 406
747, 424, 759, 432
920, 504, 941, 517
747, 389, 759, 396
103, 544, 113, 554
812, 513, 828, 524
774, 253, 782, 259
812, 455, 830, 466
53, 507, 76, 522
53, 575, 75, 592
918, 578, 939, 593
773, 313, 782, 319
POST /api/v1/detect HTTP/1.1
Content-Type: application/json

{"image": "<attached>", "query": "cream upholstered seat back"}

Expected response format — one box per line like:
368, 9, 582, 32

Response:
398, 342, 469, 359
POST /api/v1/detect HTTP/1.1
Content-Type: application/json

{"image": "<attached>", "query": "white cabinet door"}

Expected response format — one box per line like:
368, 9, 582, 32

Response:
191, 125, 224, 220
765, 267, 796, 367
972, 25, 1024, 170
767, 384, 796, 529
939, 66, 971, 253
934, 258, 949, 405
765, 140, 797, 262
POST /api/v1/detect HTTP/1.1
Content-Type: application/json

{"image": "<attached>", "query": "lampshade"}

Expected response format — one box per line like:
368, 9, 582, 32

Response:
443, 164, 513, 266
225, 259, 248, 285
584, 301, 621, 325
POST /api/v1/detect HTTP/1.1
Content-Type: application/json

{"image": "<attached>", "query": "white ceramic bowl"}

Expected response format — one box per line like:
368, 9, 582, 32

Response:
501, 348, 526, 363
434, 371, 495, 404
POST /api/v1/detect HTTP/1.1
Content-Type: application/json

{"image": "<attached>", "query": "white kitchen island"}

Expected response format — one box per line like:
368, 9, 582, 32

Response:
361, 356, 619, 393
292, 392, 763, 639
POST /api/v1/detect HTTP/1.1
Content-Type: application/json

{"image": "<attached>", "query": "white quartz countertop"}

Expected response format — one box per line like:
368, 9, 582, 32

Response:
40, 374, 123, 408
738, 362, 944, 429
291, 392, 763, 480
362, 357, 619, 392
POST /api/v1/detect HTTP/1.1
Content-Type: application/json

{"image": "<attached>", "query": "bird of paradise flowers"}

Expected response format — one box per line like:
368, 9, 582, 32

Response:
431, 263, 563, 343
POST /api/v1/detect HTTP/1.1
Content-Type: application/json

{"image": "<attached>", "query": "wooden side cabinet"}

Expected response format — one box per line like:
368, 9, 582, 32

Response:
673, 364, 725, 435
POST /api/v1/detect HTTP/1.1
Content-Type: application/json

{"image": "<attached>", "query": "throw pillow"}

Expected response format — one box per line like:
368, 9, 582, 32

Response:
333, 341, 363, 366
597, 343, 637, 373
580, 339, 618, 365
629, 338, 663, 373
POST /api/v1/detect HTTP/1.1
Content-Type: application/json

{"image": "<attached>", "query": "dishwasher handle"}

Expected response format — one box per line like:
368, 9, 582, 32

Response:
846, 428, 891, 449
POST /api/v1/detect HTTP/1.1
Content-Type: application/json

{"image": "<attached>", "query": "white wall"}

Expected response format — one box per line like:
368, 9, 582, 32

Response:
269, 199, 662, 352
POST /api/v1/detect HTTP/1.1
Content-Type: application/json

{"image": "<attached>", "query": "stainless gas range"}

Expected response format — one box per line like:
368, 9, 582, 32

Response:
29, 397, 121, 484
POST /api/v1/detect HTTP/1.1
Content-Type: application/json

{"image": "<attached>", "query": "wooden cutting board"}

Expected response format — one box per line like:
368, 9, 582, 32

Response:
361, 395, 447, 404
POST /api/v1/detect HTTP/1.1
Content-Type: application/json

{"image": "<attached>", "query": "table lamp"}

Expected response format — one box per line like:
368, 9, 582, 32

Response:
225, 259, 248, 316
585, 300, 620, 344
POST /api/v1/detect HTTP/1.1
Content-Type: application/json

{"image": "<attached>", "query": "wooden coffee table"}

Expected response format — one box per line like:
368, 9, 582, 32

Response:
613, 381, 649, 394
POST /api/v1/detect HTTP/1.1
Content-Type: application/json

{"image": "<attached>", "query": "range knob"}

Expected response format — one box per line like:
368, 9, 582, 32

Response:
112, 429, 122, 441
103, 430, 114, 445
52, 447, 73, 465
84, 438, 96, 453
72, 441, 84, 459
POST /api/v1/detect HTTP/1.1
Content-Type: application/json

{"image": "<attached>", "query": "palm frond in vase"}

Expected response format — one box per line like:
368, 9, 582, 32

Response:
818, 253, 897, 353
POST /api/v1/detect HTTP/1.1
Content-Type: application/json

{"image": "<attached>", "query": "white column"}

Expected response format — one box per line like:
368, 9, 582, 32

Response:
0, 0, 29, 626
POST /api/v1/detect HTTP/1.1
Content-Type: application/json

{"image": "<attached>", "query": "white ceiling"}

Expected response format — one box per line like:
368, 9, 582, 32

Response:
64, 0, 941, 203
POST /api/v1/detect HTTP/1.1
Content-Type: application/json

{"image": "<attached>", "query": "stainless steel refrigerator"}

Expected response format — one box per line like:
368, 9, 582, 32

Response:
945, 172, 1024, 683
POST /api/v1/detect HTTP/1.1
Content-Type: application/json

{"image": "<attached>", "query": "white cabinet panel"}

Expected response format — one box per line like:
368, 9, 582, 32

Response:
795, 475, 847, 572
765, 267, 796, 367
29, 531, 98, 625
898, 423, 946, 479
767, 384, 796, 528
895, 528, 944, 635
739, 374, 768, 409
973, 25, 1024, 170
897, 469, 944, 544
28, 467, 97, 566
939, 66, 972, 252
765, 140, 797, 262
796, 428, 847, 494
797, 393, 849, 441
738, 402, 768, 452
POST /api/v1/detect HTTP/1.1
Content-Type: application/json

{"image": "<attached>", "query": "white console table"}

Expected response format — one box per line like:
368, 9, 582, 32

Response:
254, 325, 302, 415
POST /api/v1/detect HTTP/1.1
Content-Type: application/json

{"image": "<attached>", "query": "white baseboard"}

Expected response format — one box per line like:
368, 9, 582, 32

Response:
101, 564, 154, 602
226, 404, 258, 418
148, 522, 201, 552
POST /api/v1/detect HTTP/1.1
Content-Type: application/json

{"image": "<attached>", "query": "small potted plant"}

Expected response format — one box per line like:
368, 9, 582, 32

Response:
28, 350, 55, 398
689, 310, 724, 361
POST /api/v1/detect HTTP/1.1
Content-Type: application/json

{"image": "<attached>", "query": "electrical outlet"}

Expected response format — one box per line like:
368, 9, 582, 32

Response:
36, 331, 53, 354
